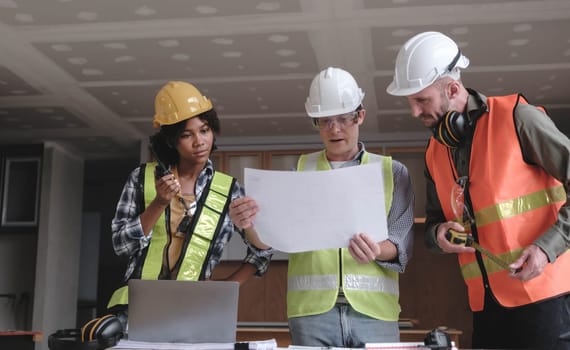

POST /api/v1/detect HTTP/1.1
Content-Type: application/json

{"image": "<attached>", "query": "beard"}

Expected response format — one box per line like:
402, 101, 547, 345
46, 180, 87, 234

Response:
420, 91, 451, 129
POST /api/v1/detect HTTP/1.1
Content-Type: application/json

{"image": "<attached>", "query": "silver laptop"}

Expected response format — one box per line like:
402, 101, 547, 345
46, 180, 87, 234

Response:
127, 279, 239, 343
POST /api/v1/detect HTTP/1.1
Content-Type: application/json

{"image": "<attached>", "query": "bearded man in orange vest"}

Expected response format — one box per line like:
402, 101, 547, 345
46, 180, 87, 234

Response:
387, 31, 570, 350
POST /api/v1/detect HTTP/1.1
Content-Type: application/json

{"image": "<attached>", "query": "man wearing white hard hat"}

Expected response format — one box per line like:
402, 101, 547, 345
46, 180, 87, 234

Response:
387, 31, 570, 349
289, 67, 415, 347
232, 67, 415, 347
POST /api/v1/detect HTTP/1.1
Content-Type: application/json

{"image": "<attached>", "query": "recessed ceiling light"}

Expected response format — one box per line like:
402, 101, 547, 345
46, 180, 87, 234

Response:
260, 105, 269, 110
391, 29, 413, 37
104, 42, 128, 50
0, 1, 18, 9
513, 23, 532, 33
451, 27, 469, 35
268, 34, 289, 43
539, 85, 553, 91
222, 51, 242, 58
195, 5, 218, 15
510, 52, 519, 58
14, 13, 34, 23
68, 57, 88, 65
256, 2, 280, 11
77, 11, 98, 21
171, 53, 190, 61
212, 38, 234, 45
280, 61, 300, 69
508, 38, 529, 46
51, 44, 73, 52
115, 56, 135, 63
135, 5, 156, 16
158, 39, 180, 48
120, 100, 129, 105
276, 49, 296, 57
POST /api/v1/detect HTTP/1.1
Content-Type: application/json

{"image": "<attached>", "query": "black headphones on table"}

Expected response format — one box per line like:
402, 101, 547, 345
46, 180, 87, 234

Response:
48, 314, 124, 350
432, 88, 487, 148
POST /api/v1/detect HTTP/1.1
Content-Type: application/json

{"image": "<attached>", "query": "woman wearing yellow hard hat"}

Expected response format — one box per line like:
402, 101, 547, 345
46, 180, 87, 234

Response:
107, 81, 272, 330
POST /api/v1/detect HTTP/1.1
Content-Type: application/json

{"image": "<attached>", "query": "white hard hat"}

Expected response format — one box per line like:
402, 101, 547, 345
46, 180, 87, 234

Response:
386, 31, 470, 97
305, 67, 365, 118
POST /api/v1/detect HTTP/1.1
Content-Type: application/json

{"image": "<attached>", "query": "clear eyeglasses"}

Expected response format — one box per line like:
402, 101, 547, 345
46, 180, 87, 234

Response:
450, 176, 475, 231
312, 111, 358, 130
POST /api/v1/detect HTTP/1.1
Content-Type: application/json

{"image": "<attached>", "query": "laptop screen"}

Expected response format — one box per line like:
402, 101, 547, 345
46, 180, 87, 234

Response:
127, 280, 239, 343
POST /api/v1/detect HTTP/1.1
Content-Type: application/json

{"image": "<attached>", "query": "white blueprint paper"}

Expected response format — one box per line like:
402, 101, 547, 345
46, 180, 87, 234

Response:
244, 163, 388, 253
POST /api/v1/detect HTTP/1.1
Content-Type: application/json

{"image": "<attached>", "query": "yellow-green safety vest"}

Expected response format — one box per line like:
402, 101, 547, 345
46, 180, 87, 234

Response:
107, 163, 234, 308
287, 150, 400, 321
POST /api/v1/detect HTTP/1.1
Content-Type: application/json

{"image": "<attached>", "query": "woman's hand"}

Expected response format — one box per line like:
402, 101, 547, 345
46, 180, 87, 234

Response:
229, 196, 259, 229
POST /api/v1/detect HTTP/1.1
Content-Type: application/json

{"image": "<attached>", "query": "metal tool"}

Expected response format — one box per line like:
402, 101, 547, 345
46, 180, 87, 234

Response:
445, 230, 519, 273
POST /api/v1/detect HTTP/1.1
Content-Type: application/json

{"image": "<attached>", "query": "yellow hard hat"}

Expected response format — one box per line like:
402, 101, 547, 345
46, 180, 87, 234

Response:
152, 81, 213, 128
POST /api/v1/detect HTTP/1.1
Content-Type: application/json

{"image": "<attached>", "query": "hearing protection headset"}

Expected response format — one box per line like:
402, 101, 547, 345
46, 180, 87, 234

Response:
48, 314, 124, 350
432, 89, 487, 148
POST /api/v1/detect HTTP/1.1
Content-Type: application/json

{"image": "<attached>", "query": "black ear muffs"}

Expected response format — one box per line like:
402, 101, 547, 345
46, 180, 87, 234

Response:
433, 110, 467, 148
48, 314, 123, 350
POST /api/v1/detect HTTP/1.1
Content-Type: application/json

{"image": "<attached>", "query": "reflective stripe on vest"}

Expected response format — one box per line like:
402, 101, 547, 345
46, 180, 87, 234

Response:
287, 150, 400, 321
426, 94, 570, 311
107, 164, 233, 308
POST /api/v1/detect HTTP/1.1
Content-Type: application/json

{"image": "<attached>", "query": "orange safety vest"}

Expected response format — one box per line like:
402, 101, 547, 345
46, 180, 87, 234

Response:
426, 93, 570, 311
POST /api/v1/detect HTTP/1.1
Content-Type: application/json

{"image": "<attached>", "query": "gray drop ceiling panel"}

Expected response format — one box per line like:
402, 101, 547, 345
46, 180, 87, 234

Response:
0, 0, 303, 26
372, 19, 570, 72
33, 31, 318, 82
86, 78, 311, 118
0, 66, 42, 97
0, 107, 88, 129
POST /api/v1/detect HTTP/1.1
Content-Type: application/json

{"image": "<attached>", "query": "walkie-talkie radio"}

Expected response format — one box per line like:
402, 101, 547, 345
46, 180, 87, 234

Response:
149, 141, 172, 180
149, 140, 191, 236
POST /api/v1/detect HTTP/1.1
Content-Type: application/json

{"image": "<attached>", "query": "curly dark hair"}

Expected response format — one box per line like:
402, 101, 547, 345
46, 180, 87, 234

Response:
149, 108, 220, 167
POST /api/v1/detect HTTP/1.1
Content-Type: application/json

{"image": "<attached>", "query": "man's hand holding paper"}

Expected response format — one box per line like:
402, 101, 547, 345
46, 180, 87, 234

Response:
243, 162, 388, 253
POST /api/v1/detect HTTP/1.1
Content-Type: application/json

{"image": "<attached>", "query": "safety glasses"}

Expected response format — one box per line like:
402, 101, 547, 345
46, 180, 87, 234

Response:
312, 111, 359, 130
450, 176, 475, 230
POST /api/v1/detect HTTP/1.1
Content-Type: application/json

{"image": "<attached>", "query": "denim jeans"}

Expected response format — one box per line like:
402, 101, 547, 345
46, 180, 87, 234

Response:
288, 303, 399, 348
